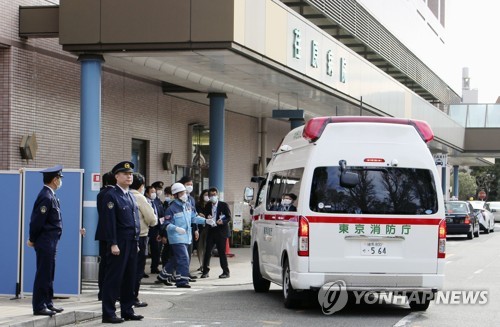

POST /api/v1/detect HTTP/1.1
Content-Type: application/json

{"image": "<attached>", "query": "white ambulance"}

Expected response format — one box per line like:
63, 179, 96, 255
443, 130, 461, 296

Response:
248, 116, 446, 310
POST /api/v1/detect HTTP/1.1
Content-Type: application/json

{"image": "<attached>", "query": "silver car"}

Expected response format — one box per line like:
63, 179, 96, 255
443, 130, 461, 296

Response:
469, 201, 495, 233
486, 201, 500, 223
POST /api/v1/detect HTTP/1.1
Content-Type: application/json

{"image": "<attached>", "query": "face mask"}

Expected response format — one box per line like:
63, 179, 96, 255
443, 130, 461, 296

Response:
179, 194, 188, 202
203, 195, 210, 202
165, 196, 172, 202
210, 195, 218, 203
151, 193, 157, 200
282, 199, 292, 206
141, 188, 145, 195
186, 185, 193, 194
56, 178, 62, 190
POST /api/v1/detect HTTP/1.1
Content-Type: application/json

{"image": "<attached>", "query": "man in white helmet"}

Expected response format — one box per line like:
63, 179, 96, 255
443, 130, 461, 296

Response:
157, 183, 214, 288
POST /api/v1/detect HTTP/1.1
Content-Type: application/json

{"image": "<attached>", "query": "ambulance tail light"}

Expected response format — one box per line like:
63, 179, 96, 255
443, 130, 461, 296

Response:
298, 216, 309, 257
438, 219, 446, 259
302, 116, 434, 143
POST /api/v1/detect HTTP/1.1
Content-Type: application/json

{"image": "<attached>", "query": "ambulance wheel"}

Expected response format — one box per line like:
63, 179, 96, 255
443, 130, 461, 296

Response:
252, 247, 270, 292
282, 258, 300, 309
408, 292, 431, 311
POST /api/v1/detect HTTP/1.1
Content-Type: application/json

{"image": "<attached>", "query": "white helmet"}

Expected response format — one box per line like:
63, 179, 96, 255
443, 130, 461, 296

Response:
171, 182, 186, 195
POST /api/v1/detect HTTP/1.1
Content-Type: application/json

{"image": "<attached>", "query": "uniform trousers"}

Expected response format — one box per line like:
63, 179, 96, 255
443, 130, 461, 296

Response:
163, 243, 190, 286
101, 239, 138, 318
32, 237, 58, 312
134, 236, 148, 301
97, 240, 107, 301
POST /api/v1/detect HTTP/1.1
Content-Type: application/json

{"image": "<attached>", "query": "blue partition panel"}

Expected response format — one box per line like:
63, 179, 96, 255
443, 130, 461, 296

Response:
0, 171, 21, 296
22, 169, 83, 296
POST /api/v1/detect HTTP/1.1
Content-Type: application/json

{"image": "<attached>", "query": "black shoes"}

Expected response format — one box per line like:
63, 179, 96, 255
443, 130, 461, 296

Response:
151, 269, 161, 274
176, 284, 191, 288
102, 316, 125, 324
47, 306, 64, 313
189, 274, 198, 279
134, 301, 148, 308
123, 313, 144, 321
33, 308, 55, 316
219, 273, 230, 279
200, 273, 209, 278
143, 273, 150, 278
156, 276, 173, 286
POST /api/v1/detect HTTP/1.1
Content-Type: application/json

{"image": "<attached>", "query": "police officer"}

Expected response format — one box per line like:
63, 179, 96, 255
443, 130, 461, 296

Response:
95, 172, 116, 301
101, 161, 143, 323
27, 165, 64, 316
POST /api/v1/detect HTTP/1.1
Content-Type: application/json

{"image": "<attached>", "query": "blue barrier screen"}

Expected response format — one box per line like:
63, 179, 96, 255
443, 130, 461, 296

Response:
0, 172, 21, 296
22, 169, 82, 296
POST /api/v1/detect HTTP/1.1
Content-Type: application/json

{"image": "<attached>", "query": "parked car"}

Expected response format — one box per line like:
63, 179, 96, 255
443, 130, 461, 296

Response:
445, 201, 480, 239
486, 201, 500, 223
469, 200, 495, 234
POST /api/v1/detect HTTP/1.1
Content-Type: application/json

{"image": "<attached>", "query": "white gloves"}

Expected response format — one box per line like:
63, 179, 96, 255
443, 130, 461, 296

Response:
206, 218, 216, 227
175, 227, 186, 234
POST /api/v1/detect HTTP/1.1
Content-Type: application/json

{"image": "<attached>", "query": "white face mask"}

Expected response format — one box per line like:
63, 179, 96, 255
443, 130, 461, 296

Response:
210, 195, 218, 203
186, 185, 193, 194
282, 199, 292, 206
151, 193, 157, 200
56, 178, 62, 190
165, 196, 172, 202
179, 194, 188, 202
203, 195, 210, 202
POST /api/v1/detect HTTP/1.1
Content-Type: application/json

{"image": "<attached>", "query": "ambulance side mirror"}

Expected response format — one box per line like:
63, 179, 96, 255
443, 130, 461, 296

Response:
340, 171, 360, 188
244, 187, 254, 202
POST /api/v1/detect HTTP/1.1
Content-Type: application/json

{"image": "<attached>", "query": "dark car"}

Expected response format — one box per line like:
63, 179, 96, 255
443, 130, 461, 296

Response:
445, 201, 480, 239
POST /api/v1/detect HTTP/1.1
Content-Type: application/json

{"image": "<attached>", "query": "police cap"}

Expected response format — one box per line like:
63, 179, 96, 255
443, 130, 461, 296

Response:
112, 161, 134, 175
40, 165, 63, 179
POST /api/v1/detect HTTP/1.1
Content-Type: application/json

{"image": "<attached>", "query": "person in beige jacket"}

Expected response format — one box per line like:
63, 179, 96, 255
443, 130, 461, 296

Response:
130, 173, 157, 308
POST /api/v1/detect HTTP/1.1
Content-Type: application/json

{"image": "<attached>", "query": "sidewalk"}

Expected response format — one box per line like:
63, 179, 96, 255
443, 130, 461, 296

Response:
0, 247, 252, 327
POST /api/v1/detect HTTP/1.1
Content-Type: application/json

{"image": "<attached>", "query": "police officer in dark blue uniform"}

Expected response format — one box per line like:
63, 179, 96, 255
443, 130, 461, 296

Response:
101, 161, 143, 324
27, 165, 64, 316
95, 172, 116, 301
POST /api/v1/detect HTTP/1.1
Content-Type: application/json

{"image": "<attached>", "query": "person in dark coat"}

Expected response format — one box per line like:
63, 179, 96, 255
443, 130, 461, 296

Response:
27, 165, 64, 316
95, 172, 116, 301
200, 187, 232, 279
100, 161, 143, 324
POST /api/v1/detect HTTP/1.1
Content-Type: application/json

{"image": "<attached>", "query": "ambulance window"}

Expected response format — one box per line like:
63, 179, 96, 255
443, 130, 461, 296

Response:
266, 168, 304, 211
310, 166, 438, 215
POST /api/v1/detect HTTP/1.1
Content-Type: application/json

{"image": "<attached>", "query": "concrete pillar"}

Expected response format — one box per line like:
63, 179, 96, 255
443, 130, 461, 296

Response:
79, 54, 103, 279
441, 166, 447, 198
208, 93, 226, 199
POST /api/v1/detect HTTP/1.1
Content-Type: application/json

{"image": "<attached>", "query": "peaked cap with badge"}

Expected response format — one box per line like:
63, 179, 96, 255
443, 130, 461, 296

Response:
112, 161, 134, 174
40, 164, 63, 180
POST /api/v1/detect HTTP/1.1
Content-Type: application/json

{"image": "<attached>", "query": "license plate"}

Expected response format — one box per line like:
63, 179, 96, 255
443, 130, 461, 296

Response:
361, 242, 387, 256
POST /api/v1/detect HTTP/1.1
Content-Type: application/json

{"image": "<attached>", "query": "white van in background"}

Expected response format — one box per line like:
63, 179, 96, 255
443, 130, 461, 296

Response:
247, 116, 446, 311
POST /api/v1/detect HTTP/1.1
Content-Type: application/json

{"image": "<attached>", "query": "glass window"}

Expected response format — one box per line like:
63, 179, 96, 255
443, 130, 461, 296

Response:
467, 104, 487, 127
449, 105, 467, 127
310, 166, 438, 215
132, 138, 148, 179
266, 168, 304, 211
486, 105, 500, 127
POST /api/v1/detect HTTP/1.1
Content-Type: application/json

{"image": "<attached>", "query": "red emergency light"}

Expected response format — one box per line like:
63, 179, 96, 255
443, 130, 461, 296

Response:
302, 116, 434, 143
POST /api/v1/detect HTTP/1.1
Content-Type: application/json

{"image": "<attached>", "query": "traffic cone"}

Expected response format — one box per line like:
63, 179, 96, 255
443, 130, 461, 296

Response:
226, 238, 235, 257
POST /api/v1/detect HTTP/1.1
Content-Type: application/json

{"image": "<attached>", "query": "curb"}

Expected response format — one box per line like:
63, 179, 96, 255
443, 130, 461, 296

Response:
7, 310, 102, 327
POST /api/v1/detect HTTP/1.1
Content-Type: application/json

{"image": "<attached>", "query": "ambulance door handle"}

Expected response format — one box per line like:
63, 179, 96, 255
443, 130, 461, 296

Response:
275, 222, 287, 226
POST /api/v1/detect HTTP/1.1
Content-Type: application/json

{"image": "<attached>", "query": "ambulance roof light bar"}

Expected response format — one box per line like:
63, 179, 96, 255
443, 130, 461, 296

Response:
302, 116, 434, 143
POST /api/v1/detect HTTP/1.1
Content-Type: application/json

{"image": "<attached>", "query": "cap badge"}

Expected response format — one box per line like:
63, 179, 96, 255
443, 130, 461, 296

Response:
124, 163, 130, 169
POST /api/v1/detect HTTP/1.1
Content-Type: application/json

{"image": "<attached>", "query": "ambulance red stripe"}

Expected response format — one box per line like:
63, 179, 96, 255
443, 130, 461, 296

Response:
255, 214, 443, 225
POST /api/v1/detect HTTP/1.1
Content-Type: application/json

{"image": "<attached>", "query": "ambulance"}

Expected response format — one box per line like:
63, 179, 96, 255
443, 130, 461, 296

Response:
248, 116, 446, 310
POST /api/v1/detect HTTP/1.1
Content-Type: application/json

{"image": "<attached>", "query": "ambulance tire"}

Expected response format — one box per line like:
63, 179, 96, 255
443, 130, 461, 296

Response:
408, 292, 431, 311
252, 247, 270, 293
282, 257, 300, 309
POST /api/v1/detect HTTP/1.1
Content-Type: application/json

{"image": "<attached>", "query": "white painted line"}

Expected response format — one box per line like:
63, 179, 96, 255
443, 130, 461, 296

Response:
393, 312, 422, 327
474, 269, 483, 274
